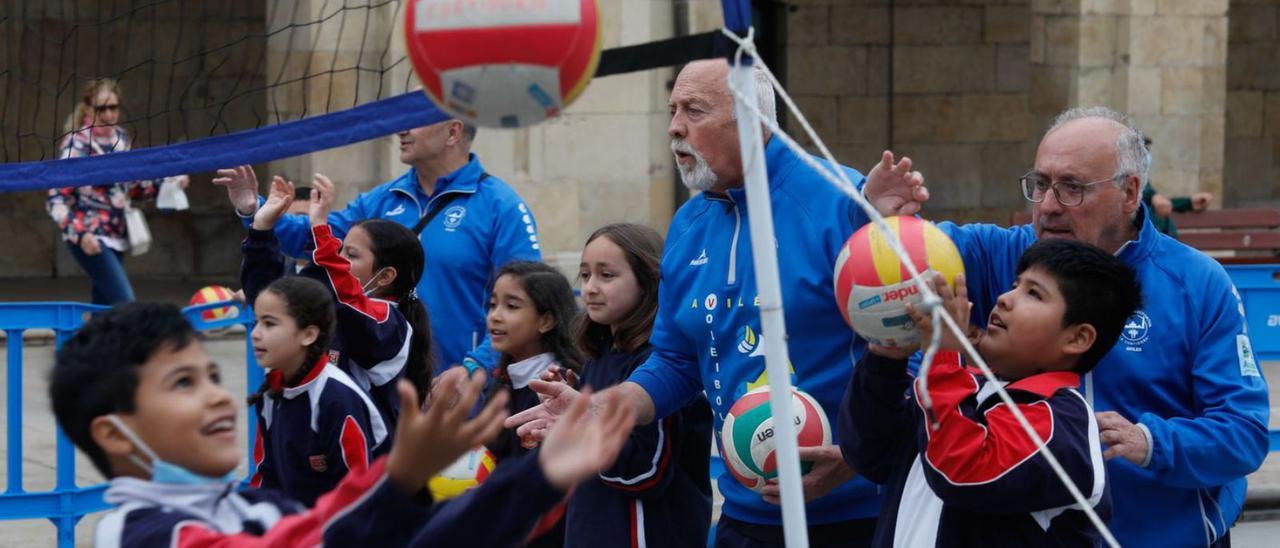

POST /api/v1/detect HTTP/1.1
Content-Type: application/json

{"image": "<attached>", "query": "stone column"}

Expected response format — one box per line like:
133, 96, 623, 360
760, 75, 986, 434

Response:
1031, 0, 1228, 198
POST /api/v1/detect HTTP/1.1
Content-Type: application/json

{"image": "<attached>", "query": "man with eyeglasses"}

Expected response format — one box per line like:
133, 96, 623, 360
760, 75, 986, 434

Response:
931, 106, 1268, 547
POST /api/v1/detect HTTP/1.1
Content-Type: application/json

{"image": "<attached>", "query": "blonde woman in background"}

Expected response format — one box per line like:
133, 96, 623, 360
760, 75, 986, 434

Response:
45, 78, 187, 304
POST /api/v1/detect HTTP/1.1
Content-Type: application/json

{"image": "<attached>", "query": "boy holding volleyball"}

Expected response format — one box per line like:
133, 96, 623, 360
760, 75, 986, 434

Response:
838, 239, 1141, 546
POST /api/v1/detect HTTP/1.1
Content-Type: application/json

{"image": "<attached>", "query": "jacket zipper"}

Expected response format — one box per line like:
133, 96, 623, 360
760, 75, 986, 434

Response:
727, 196, 741, 286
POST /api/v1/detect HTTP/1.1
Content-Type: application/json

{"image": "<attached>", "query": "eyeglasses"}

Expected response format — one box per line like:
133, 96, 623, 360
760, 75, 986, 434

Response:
93, 104, 120, 114
1019, 172, 1119, 207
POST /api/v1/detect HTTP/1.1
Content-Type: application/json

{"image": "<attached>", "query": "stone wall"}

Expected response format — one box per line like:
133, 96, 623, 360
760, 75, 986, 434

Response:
1032, 0, 1228, 204
0, 1, 266, 280
783, 0, 1036, 226
1226, 0, 1280, 207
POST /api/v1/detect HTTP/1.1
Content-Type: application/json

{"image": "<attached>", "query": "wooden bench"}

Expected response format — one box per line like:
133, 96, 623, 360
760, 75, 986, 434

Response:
1008, 208, 1280, 264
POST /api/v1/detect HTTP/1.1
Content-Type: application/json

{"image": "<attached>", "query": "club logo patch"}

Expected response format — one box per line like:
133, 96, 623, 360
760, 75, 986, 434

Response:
1121, 311, 1151, 349
309, 455, 328, 472
443, 206, 466, 230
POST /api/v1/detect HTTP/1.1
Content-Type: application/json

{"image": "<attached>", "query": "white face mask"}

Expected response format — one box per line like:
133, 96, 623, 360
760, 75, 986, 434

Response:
105, 415, 236, 485
361, 267, 391, 296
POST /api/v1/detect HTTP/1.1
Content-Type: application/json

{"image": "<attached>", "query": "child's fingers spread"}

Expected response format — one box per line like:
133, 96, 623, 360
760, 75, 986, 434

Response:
396, 380, 420, 422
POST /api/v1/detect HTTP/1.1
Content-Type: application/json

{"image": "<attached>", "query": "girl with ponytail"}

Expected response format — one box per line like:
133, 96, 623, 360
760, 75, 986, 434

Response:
241, 175, 435, 444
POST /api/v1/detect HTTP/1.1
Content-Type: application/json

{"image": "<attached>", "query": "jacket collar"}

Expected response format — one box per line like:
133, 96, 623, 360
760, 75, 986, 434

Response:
1114, 202, 1159, 266
705, 135, 791, 206
1005, 370, 1080, 399
266, 356, 330, 400
390, 154, 486, 201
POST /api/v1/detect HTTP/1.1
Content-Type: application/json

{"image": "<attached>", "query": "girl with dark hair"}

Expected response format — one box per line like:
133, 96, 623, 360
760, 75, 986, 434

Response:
486, 260, 583, 458
563, 223, 713, 548
241, 175, 434, 440
245, 275, 386, 506
484, 260, 581, 548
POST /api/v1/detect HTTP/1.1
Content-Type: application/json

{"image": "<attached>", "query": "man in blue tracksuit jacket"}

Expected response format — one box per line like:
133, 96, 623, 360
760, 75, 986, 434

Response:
217, 120, 540, 373
615, 60, 928, 546
933, 107, 1269, 546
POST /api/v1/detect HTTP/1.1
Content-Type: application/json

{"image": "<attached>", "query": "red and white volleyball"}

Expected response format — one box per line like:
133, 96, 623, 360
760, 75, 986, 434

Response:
405, 0, 602, 128
833, 216, 964, 347
720, 387, 831, 493
189, 285, 239, 322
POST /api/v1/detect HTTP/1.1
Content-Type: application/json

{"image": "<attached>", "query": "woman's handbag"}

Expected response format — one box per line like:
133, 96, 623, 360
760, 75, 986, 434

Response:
124, 203, 152, 256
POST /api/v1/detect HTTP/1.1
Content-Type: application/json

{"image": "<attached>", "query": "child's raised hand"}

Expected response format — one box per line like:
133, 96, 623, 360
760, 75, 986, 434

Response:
537, 388, 636, 491
504, 379, 582, 442
213, 164, 260, 215
385, 369, 509, 495
539, 365, 579, 388
906, 273, 973, 352
251, 176, 295, 231
309, 174, 335, 227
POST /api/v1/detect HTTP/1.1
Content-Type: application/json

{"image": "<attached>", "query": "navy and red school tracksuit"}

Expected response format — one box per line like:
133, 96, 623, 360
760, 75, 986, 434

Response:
838, 351, 1111, 547
249, 357, 387, 506
487, 352, 567, 548
565, 340, 713, 548
242, 224, 414, 432
96, 451, 568, 547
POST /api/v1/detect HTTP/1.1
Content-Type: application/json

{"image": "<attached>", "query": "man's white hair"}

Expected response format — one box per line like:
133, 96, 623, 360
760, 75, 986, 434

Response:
727, 64, 778, 126
1047, 106, 1150, 191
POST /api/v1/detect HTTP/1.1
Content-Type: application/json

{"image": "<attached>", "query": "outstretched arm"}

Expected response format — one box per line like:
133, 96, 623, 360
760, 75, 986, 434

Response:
863, 151, 928, 217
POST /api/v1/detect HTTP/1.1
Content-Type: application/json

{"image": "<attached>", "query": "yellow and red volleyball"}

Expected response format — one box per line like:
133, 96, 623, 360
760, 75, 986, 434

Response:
833, 216, 964, 347
405, 0, 602, 128
189, 285, 239, 322
428, 447, 496, 500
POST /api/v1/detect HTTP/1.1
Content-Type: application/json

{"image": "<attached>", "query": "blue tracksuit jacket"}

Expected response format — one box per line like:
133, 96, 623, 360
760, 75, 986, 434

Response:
840, 351, 1111, 547
244, 154, 540, 372
629, 136, 883, 526
939, 207, 1270, 546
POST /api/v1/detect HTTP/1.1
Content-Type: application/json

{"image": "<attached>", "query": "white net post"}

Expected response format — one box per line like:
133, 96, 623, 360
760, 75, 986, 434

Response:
728, 61, 810, 548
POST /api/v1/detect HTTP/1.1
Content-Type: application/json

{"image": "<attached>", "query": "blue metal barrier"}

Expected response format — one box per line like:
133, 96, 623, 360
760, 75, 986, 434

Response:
0, 300, 257, 548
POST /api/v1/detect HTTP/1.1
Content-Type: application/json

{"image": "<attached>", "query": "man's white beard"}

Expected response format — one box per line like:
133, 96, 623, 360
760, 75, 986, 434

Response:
671, 139, 718, 192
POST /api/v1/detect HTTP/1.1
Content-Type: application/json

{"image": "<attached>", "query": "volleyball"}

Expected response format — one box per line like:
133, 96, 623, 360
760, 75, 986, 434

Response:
720, 387, 831, 493
404, 0, 602, 128
188, 285, 239, 322
833, 216, 965, 347
428, 447, 496, 500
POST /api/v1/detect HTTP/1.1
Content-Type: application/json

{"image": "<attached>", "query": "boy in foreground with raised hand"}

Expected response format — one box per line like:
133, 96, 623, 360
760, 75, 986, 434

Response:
50, 302, 633, 547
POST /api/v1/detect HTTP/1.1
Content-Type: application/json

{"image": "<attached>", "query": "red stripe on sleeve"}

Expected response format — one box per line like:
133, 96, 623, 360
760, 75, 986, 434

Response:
605, 416, 675, 493
630, 500, 641, 548
339, 415, 370, 473
175, 458, 392, 547
249, 430, 265, 488
924, 400, 1054, 485
310, 224, 390, 322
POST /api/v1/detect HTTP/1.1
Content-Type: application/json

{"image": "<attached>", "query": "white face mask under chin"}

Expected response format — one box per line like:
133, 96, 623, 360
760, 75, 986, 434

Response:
361, 267, 390, 296
105, 414, 237, 485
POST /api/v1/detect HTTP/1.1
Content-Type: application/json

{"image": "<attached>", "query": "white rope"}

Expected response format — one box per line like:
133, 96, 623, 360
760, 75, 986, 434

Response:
719, 28, 1120, 548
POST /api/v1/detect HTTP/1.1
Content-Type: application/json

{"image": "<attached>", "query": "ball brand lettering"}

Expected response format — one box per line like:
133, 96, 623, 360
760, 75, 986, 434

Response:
882, 285, 919, 302
754, 415, 803, 443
